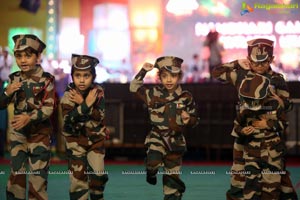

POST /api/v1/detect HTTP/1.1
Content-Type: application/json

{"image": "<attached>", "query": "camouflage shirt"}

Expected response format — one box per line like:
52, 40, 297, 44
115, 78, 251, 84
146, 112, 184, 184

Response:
212, 60, 291, 137
130, 69, 199, 134
0, 65, 55, 131
60, 83, 106, 142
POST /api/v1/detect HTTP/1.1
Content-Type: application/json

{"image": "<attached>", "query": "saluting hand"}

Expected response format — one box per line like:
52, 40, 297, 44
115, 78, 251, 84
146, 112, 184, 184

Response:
69, 89, 84, 104
142, 62, 154, 72
238, 59, 251, 70
5, 82, 22, 96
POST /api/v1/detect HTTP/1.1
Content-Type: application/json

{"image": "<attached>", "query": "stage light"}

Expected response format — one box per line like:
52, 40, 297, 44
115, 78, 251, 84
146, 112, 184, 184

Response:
166, 0, 199, 16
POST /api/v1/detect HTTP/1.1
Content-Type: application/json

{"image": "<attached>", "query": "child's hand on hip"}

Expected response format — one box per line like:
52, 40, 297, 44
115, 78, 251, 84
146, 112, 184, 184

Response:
241, 126, 255, 135
181, 110, 190, 124
11, 114, 31, 130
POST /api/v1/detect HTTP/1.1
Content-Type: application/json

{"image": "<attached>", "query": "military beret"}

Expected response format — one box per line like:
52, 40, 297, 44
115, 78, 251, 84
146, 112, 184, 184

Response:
154, 56, 183, 73
247, 38, 274, 62
13, 34, 46, 53
71, 54, 99, 70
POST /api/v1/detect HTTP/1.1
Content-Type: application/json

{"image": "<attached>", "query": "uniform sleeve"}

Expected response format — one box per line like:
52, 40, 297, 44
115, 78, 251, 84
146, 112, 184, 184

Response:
233, 118, 244, 136
185, 94, 200, 128
28, 76, 56, 122
211, 60, 240, 85
129, 68, 148, 104
272, 74, 292, 112
0, 78, 14, 109
61, 90, 90, 124
266, 106, 288, 132
89, 89, 105, 123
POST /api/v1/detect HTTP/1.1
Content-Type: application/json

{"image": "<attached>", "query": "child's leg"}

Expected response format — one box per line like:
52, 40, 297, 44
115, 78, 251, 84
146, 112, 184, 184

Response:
65, 136, 89, 200
163, 153, 185, 200
6, 132, 28, 200
243, 140, 262, 200
227, 137, 245, 200
260, 139, 282, 200
28, 133, 51, 200
145, 133, 165, 185
145, 144, 164, 185
281, 169, 299, 199
87, 140, 108, 200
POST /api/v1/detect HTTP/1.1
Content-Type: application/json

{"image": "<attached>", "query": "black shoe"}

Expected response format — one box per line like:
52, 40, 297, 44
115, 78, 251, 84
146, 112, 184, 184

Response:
146, 174, 157, 185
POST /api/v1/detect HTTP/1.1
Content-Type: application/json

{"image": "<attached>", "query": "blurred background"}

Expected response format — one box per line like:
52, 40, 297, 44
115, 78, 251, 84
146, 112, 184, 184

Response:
0, 0, 299, 161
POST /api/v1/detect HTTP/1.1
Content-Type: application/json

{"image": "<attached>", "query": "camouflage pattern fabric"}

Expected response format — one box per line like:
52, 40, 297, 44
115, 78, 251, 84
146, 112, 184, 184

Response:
247, 38, 274, 62
60, 83, 108, 200
154, 56, 183, 73
235, 93, 286, 199
130, 68, 199, 200
13, 34, 46, 53
0, 65, 55, 200
212, 60, 298, 200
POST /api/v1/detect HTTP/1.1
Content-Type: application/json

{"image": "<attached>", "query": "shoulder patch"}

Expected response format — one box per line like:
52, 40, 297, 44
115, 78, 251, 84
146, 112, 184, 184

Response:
9, 71, 20, 79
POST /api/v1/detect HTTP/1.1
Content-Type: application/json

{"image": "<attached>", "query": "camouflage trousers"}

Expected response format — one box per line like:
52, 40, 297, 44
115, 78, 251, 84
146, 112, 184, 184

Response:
243, 134, 284, 200
65, 135, 108, 200
6, 131, 51, 200
227, 137, 298, 200
145, 132, 186, 200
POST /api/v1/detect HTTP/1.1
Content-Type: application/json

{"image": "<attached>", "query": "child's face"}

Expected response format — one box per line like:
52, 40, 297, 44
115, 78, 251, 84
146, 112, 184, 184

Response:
160, 70, 181, 93
248, 56, 273, 74
14, 51, 39, 73
72, 69, 93, 91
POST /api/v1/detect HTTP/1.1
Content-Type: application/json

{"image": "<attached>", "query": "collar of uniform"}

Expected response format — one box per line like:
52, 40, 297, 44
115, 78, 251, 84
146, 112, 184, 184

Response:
160, 84, 182, 97
20, 65, 43, 80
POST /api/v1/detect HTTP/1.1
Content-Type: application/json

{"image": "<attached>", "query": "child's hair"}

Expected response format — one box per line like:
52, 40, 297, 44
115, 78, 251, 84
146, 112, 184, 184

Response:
14, 47, 39, 56
158, 68, 183, 80
71, 66, 96, 81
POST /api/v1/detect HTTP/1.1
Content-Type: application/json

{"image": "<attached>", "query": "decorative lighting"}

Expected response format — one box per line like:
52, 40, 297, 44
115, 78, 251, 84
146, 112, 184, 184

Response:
166, 0, 199, 16
46, 0, 58, 59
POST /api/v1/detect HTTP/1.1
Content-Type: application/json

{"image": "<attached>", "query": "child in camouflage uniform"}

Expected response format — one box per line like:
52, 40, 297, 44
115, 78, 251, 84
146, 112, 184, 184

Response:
130, 56, 199, 200
60, 54, 108, 200
0, 34, 56, 200
235, 73, 287, 199
212, 38, 297, 200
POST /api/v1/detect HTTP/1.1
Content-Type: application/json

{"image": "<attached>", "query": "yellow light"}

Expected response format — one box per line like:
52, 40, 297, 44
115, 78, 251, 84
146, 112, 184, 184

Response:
48, 17, 54, 23
134, 29, 147, 42
48, 8, 54, 14
48, 0, 54, 6
148, 29, 158, 42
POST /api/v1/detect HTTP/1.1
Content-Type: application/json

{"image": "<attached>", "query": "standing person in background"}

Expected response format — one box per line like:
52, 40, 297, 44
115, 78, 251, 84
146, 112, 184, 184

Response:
0, 46, 14, 158
60, 54, 108, 200
0, 34, 56, 200
203, 29, 225, 81
130, 56, 199, 200
0, 46, 14, 85
212, 38, 298, 200
186, 53, 205, 83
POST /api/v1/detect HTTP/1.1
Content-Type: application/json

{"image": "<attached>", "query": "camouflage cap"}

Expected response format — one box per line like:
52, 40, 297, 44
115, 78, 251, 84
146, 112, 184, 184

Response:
239, 74, 271, 111
239, 74, 270, 100
13, 34, 46, 53
71, 54, 99, 70
247, 38, 274, 62
154, 56, 183, 73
